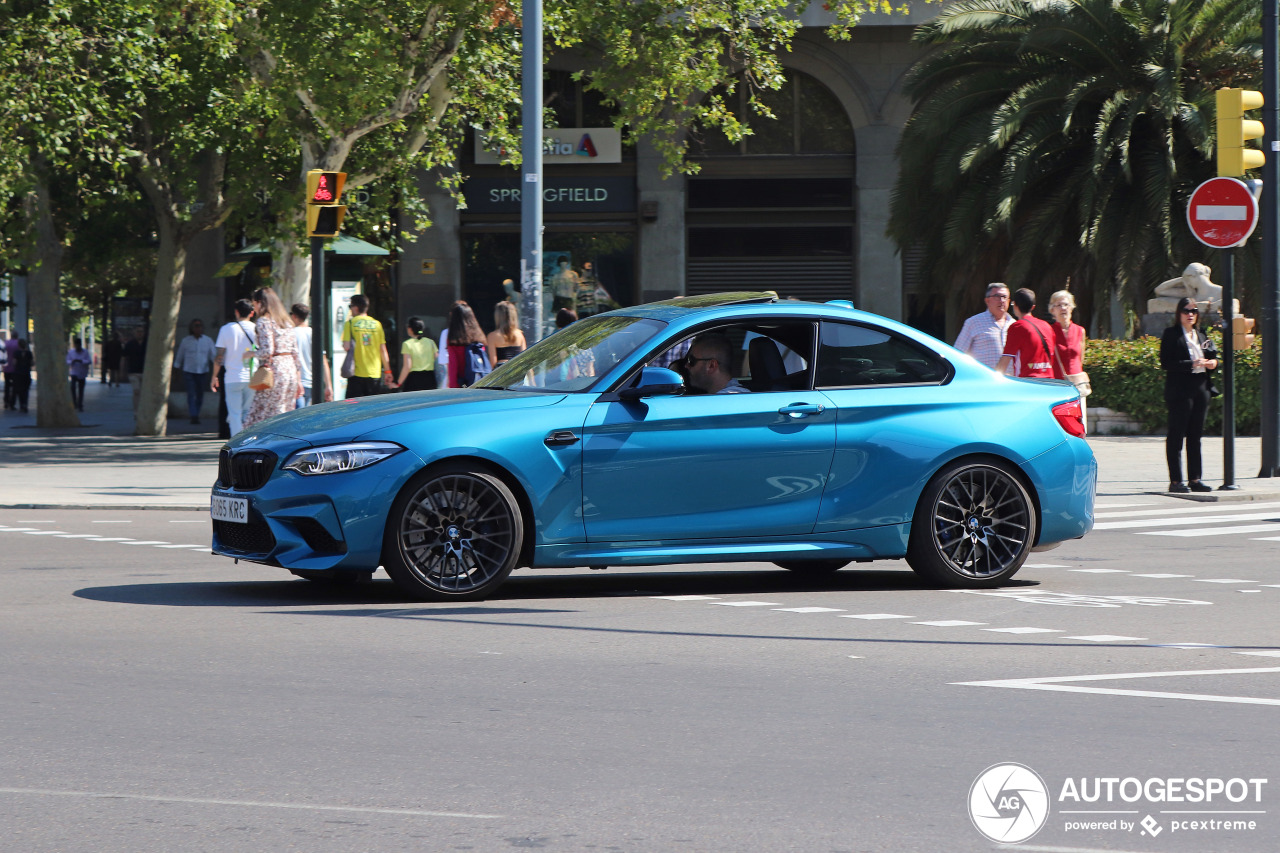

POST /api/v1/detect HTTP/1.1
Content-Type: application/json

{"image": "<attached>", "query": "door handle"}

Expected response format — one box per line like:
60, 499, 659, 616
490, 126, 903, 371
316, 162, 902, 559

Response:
778, 402, 825, 419
544, 430, 580, 447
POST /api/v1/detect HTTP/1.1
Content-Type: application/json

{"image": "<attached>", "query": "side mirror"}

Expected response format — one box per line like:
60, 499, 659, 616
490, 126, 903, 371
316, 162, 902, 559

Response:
618, 367, 685, 402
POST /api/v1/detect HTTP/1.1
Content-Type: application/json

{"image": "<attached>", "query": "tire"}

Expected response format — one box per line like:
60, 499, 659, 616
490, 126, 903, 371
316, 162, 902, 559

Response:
906, 459, 1035, 588
773, 559, 849, 575
383, 463, 524, 601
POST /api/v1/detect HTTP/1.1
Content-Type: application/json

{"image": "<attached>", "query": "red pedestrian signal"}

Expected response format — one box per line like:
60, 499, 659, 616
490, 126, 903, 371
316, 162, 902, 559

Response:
305, 170, 347, 237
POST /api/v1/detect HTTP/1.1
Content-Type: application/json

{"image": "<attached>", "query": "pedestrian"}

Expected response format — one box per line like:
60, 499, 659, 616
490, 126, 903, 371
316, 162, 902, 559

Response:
486, 301, 526, 367
341, 293, 392, 398
954, 283, 1015, 373
11, 338, 33, 413
211, 299, 256, 436
554, 308, 595, 380
446, 302, 490, 388
436, 299, 464, 388
3, 331, 19, 410
244, 287, 303, 427
103, 330, 123, 386
995, 288, 1058, 379
393, 317, 439, 392
173, 319, 216, 424
1048, 289, 1089, 426
290, 303, 332, 407
1160, 296, 1218, 493
66, 336, 91, 412
122, 326, 147, 411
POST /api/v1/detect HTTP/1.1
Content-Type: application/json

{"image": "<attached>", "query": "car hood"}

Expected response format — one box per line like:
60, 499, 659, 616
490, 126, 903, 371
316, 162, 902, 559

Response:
233, 389, 569, 446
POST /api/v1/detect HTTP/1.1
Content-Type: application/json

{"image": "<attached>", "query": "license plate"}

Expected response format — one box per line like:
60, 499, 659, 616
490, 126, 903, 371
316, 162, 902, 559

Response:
210, 492, 249, 524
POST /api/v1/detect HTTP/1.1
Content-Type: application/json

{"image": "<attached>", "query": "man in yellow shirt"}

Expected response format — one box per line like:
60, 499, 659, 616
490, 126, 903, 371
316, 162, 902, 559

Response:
341, 293, 391, 398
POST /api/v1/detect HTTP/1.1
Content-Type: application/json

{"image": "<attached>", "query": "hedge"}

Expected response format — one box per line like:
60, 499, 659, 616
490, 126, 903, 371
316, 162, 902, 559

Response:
1084, 333, 1261, 435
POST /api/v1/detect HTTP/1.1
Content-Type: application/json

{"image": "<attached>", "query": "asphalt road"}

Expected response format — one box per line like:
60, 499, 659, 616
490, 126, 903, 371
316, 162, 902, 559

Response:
2, 503, 1279, 852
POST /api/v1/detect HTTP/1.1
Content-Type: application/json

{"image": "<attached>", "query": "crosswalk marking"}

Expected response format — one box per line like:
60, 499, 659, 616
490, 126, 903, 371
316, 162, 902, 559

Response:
1095, 500, 1280, 520
1136, 523, 1280, 537
1194, 578, 1256, 584
839, 613, 913, 620
1095, 510, 1280, 530
1065, 635, 1147, 642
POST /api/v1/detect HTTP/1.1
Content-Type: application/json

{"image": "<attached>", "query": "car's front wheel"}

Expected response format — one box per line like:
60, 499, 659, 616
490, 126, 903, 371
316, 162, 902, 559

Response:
906, 460, 1034, 588
383, 463, 524, 601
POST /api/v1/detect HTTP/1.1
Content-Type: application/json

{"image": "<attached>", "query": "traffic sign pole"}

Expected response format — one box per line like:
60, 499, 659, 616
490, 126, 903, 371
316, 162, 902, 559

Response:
1221, 251, 1239, 489
1263, 0, 1280, 476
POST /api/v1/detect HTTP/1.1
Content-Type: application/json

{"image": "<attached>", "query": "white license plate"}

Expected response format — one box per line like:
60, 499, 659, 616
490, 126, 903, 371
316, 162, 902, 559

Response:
210, 493, 249, 524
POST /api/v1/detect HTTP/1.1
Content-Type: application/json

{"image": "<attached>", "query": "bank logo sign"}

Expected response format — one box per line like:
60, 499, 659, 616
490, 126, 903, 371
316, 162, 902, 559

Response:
969, 763, 1050, 843
475, 127, 622, 165
969, 763, 1268, 844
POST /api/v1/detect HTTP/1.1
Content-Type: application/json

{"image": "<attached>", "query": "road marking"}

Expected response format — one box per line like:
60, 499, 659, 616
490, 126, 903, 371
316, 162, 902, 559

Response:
839, 613, 914, 620
156, 543, 203, 549
117, 540, 170, 546
912, 620, 986, 627
1069, 569, 1129, 574
955, 666, 1280, 706
1236, 650, 1280, 658
1064, 635, 1147, 642
651, 595, 720, 601
0, 787, 503, 819
773, 606, 845, 613
1153, 643, 1225, 648
85, 537, 134, 542
1095, 511, 1280, 530
983, 627, 1062, 634
54, 534, 101, 538
12, 519, 55, 523
1138, 523, 1280, 537
1193, 578, 1256, 584
1132, 573, 1192, 578
20, 530, 67, 536
1095, 500, 1280, 519
0, 527, 38, 532
1252, 536, 1280, 542
710, 601, 780, 607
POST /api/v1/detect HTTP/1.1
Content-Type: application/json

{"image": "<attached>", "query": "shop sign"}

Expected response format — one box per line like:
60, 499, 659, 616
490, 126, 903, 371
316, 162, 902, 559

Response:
475, 127, 622, 165
463, 176, 636, 214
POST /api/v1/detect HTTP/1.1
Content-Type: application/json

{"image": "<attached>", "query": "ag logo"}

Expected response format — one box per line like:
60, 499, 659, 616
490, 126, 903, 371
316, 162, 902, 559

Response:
969, 763, 1050, 843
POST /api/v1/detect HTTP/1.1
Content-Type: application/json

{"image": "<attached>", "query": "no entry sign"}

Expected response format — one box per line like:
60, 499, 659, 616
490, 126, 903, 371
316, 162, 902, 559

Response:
1187, 177, 1259, 248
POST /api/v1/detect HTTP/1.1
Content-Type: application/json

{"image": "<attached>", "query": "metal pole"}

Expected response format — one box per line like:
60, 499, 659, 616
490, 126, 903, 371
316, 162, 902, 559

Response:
519, 0, 544, 344
310, 236, 326, 405
1261, 0, 1280, 475
1222, 251, 1239, 488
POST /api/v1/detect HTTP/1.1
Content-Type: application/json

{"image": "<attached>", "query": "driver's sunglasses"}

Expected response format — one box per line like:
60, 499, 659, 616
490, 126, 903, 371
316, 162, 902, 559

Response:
685, 354, 715, 365
1182, 307, 1200, 315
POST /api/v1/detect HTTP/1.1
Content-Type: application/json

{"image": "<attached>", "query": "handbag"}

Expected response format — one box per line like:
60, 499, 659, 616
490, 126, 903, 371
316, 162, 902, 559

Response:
340, 348, 355, 379
249, 364, 274, 390
1036, 324, 1091, 397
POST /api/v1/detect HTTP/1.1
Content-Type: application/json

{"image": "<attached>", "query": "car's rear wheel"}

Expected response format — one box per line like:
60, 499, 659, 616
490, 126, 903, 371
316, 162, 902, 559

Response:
383, 463, 524, 601
906, 460, 1034, 588
773, 559, 849, 575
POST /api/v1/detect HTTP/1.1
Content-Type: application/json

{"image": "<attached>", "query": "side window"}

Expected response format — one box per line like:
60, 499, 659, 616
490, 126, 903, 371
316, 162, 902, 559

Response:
816, 322, 949, 388
644, 322, 815, 394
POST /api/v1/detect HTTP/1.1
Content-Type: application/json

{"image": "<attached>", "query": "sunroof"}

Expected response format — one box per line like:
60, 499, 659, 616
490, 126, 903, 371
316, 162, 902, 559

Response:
648, 291, 779, 309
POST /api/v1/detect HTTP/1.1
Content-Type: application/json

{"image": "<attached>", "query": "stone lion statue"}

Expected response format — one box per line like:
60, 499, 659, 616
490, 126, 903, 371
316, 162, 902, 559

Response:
1148, 262, 1231, 313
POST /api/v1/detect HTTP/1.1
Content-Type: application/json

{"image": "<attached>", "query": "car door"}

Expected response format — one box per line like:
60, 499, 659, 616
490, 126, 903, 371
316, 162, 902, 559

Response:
580, 330, 835, 543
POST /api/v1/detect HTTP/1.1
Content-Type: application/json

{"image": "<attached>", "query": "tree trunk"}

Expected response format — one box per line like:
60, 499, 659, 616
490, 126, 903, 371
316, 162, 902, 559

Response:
135, 214, 187, 436
24, 173, 81, 429
272, 230, 312, 307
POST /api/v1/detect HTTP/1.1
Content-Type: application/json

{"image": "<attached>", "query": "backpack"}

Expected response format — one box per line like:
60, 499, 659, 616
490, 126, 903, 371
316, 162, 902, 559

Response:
458, 341, 491, 387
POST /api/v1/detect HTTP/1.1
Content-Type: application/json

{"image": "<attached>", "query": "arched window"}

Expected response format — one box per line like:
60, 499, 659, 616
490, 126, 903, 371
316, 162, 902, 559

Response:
697, 69, 854, 157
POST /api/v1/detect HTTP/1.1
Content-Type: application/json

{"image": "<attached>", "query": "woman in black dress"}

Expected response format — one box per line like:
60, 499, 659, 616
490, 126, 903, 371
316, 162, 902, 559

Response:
1159, 296, 1218, 493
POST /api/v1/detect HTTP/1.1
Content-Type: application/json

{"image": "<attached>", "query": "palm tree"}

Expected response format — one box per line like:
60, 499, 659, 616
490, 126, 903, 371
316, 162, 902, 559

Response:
890, 0, 1260, 337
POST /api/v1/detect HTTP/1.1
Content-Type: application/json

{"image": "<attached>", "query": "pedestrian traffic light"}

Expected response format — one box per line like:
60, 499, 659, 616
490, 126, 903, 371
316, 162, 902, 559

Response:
1233, 315, 1256, 350
305, 170, 347, 237
1217, 88, 1265, 177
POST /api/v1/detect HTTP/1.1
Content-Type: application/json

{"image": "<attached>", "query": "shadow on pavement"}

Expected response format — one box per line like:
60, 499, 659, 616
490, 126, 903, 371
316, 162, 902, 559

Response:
0, 436, 223, 468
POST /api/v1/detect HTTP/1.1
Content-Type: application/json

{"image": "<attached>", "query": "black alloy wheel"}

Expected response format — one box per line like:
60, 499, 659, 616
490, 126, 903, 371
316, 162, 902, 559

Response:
383, 464, 524, 601
906, 460, 1034, 588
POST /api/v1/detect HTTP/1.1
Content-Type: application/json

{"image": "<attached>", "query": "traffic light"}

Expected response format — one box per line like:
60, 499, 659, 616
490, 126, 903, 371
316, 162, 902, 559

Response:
1217, 88, 1265, 177
305, 170, 347, 237
1233, 315, 1256, 350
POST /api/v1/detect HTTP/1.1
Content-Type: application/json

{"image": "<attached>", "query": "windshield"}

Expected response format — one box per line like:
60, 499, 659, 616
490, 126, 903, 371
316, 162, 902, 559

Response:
476, 316, 666, 392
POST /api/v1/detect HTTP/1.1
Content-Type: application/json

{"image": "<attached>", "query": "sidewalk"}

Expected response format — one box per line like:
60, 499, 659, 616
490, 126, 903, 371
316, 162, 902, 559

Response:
2, 375, 1279, 510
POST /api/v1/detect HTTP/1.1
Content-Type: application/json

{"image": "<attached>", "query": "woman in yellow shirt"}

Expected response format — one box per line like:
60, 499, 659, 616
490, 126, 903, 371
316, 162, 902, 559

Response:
394, 317, 439, 392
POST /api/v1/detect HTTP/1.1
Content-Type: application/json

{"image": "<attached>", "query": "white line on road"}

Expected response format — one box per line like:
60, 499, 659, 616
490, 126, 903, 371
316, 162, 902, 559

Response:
1095, 500, 1280, 519
1095, 511, 1280, 530
1064, 635, 1148, 642
20, 530, 67, 536
1132, 573, 1193, 578
912, 620, 986, 627
1138, 524, 1280, 537
955, 666, 1280, 706
983, 627, 1062, 634
1193, 578, 1256, 584
156, 544, 203, 549
117, 540, 170, 546
84, 538, 134, 542
0, 787, 503, 819
839, 613, 914, 620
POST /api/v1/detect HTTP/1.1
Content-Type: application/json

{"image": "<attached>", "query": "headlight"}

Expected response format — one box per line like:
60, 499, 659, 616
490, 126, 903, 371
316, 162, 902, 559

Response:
282, 441, 404, 475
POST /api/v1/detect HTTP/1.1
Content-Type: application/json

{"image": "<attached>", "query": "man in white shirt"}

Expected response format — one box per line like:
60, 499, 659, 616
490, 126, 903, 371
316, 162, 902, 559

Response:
211, 300, 256, 435
173, 319, 216, 424
290, 303, 331, 407
687, 333, 751, 394
954, 283, 1015, 374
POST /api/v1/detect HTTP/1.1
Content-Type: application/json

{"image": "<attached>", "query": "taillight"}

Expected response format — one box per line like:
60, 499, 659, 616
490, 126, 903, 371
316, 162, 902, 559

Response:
1053, 399, 1085, 437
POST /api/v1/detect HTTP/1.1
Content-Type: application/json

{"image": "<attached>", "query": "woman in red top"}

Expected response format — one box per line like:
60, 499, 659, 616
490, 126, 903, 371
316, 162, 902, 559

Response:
1048, 289, 1088, 429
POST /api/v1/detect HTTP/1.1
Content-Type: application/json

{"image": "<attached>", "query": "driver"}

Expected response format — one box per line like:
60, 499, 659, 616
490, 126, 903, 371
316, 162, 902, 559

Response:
686, 333, 750, 394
